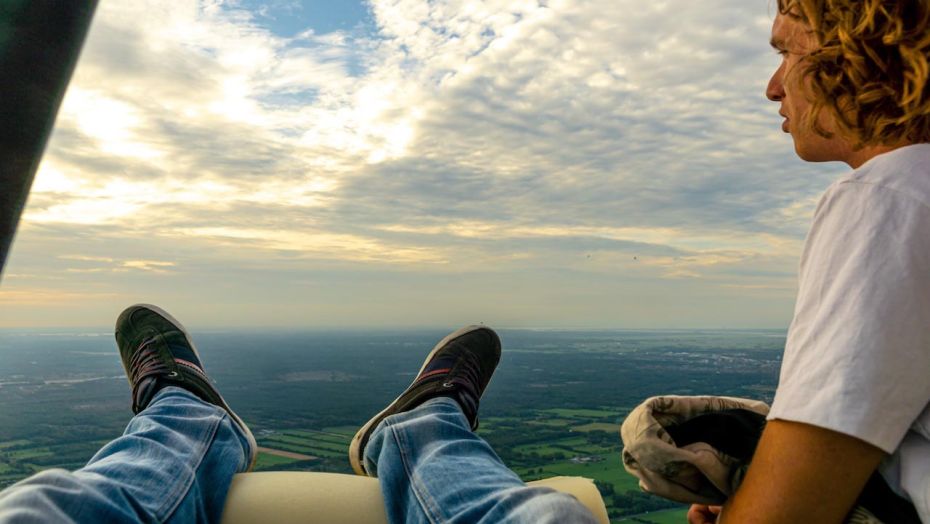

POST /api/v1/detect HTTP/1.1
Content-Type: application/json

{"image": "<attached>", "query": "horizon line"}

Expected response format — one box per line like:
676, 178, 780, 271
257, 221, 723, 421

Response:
0, 325, 790, 333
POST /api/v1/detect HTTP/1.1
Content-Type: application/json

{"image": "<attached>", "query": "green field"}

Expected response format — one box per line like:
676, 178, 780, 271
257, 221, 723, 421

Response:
259, 439, 338, 458
572, 422, 618, 433
537, 460, 639, 492
262, 429, 350, 458
0, 440, 32, 450
514, 434, 611, 458
570, 443, 615, 454
300, 448, 342, 458
477, 417, 517, 433
282, 429, 350, 444
259, 439, 314, 452
513, 443, 571, 457
321, 426, 357, 436
308, 442, 346, 453
264, 434, 315, 447
526, 418, 576, 427
553, 437, 588, 447
490, 402, 629, 508
617, 508, 689, 523
6, 448, 53, 460
541, 408, 621, 419
254, 452, 302, 470
265, 435, 346, 453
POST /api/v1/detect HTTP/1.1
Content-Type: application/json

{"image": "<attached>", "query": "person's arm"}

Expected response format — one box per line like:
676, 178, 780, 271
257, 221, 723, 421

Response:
713, 419, 885, 524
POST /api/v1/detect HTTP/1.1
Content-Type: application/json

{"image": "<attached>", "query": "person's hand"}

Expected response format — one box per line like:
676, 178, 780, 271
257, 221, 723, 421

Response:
687, 504, 722, 523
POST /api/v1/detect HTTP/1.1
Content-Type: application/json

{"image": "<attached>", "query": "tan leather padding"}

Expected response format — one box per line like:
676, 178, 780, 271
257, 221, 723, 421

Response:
221, 472, 610, 524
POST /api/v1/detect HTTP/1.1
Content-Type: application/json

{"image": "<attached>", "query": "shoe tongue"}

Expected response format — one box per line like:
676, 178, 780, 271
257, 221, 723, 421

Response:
455, 389, 480, 429
166, 341, 200, 369
416, 346, 483, 429
133, 376, 160, 413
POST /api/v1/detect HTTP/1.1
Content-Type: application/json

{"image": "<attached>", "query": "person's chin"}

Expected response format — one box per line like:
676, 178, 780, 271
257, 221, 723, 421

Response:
792, 136, 837, 163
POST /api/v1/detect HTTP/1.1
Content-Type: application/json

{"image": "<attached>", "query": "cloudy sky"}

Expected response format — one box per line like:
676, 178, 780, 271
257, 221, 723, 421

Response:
0, 0, 848, 329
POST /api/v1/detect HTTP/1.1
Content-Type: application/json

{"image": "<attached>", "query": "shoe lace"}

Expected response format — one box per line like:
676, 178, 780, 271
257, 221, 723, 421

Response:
451, 350, 483, 428
129, 337, 171, 387
455, 351, 482, 393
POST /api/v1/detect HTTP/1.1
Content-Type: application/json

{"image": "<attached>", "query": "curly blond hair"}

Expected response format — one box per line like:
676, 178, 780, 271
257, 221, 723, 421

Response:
777, 0, 930, 146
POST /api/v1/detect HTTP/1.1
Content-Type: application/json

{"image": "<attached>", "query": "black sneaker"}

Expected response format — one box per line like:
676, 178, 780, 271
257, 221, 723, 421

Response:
115, 304, 257, 470
349, 325, 501, 476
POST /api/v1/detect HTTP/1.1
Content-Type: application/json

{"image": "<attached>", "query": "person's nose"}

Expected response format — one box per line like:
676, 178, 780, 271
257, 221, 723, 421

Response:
766, 61, 786, 102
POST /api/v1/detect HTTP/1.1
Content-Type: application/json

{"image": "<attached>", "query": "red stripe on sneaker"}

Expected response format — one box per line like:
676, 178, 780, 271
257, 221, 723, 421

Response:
175, 358, 204, 374
416, 368, 451, 381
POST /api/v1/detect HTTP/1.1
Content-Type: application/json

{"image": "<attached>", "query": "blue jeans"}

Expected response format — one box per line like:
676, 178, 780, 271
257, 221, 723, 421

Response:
0, 387, 250, 523
0, 392, 596, 523
364, 397, 598, 524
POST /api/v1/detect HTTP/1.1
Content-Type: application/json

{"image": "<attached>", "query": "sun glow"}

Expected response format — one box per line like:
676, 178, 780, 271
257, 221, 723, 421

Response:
62, 88, 164, 160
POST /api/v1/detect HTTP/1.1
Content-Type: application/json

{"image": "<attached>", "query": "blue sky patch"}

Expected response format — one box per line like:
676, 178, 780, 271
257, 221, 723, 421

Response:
236, 0, 374, 37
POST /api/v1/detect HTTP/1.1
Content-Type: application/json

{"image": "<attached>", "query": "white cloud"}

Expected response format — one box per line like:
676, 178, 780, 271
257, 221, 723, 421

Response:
5, 0, 842, 328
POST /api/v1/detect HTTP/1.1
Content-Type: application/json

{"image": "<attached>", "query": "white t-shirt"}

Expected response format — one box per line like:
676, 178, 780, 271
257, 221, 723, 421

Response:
769, 143, 930, 521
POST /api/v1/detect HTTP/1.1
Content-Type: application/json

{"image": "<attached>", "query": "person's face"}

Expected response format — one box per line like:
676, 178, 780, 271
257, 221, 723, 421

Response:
766, 12, 851, 163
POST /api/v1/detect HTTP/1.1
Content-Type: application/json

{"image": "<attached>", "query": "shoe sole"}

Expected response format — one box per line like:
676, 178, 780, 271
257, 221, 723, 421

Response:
348, 325, 496, 476
123, 304, 259, 472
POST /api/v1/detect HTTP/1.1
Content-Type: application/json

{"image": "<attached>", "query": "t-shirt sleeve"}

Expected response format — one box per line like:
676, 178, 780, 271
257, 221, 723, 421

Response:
769, 181, 930, 453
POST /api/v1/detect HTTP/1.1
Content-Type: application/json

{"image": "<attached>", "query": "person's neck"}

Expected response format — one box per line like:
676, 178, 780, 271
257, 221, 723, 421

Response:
845, 142, 917, 169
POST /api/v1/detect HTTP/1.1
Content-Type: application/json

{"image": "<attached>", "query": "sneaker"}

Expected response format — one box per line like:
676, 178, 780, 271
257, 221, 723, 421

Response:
115, 304, 257, 470
349, 325, 501, 476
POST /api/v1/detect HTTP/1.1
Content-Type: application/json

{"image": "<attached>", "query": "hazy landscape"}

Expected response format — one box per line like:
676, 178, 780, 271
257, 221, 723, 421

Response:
0, 328, 784, 522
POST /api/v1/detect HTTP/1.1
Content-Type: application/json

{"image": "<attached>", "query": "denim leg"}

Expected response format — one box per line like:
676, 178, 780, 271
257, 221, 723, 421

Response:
0, 387, 250, 523
364, 397, 597, 524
